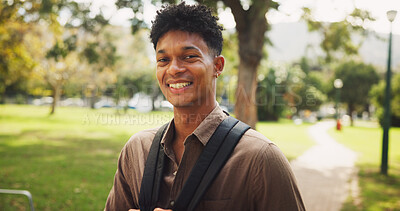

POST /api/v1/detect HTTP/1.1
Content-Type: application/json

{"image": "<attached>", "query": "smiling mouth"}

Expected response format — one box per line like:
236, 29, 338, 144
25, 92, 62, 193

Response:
168, 82, 193, 89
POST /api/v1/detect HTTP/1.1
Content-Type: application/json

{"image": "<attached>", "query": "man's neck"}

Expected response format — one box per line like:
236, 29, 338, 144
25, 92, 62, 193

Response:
173, 102, 216, 143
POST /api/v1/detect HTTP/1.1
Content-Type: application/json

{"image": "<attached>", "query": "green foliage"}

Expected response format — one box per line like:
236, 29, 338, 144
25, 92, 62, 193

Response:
83, 42, 100, 64
110, 28, 157, 105
256, 59, 327, 121
302, 7, 375, 62
333, 60, 379, 115
257, 66, 288, 121
0, 4, 36, 103
46, 35, 77, 60
116, 0, 177, 33
290, 59, 327, 112
114, 0, 230, 33
370, 74, 400, 126
111, 73, 159, 102
0, 0, 115, 108
82, 40, 118, 68
216, 32, 239, 106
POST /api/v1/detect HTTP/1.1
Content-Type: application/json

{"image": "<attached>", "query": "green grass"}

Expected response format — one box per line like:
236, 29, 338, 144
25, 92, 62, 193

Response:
0, 104, 314, 210
257, 120, 315, 161
328, 125, 400, 211
0, 104, 173, 210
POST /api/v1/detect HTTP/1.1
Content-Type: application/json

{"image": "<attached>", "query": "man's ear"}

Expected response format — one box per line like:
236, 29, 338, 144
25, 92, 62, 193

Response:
213, 55, 225, 77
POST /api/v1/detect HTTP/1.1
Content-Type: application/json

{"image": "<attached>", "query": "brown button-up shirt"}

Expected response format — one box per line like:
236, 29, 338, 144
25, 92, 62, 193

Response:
105, 106, 305, 210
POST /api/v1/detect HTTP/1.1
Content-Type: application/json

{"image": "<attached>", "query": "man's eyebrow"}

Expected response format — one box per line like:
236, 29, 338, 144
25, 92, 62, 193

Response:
183, 46, 200, 51
157, 49, 165, 54
156, 46, 202, 54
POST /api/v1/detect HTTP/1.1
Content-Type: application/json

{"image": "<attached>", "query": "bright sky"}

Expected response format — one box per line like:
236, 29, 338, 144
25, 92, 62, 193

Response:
79, 0, 400, 35
269, 0, 400, 34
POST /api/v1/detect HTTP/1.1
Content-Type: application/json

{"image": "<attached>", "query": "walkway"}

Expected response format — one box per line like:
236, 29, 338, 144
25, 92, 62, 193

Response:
291, 121, 358, 211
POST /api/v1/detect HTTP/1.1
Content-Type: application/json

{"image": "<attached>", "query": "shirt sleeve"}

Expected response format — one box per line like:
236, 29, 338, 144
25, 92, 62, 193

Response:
251, 143, 305, 211
105, 144, 137, 211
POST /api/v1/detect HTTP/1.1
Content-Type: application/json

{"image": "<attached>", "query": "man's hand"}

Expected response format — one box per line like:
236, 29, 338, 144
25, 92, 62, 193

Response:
128, 208, 172, 211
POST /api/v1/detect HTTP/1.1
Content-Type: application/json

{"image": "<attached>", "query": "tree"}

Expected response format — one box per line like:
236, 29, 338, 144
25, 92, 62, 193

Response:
256, 59, 326, 121
292, 58, 327, 113
81, 31, 119, 109
40, 52, 80, 114
0, 0, 114, 111
45, 1, 116, 112
256, 66, 287, 121
45, 2, 118, 110
108, 28, 156, 111
216, 32, 239, 111
116, 0, 279, 128
370, 74, 400, 127
333, 60, 379, 125
302, 8, 376, 63
0, 21, 34, 103
222, 0, 277, 128
0, 0, 77, 104
302, 7, 380, 125
0, 1, 39, 103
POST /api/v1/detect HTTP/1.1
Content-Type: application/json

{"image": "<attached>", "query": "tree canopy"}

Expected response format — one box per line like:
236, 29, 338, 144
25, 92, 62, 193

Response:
333, 60, 379, 125
302, 7, 376, 63
370, 73, 400, 127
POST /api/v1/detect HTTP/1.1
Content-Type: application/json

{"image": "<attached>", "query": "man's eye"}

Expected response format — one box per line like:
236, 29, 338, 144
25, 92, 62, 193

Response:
157, 58, 168, 62
185, 55, 198, 59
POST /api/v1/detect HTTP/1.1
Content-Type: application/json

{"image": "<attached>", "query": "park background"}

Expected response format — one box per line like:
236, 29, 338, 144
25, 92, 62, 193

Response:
1, 0, 400, 210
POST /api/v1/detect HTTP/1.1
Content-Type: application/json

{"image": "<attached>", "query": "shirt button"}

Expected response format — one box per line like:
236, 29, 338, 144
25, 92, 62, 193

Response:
170, 200, 175, 206
173, 171, 177, 176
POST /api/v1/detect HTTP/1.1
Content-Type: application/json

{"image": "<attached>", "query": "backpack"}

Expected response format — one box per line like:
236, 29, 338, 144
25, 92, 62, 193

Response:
139, 116, 250, 211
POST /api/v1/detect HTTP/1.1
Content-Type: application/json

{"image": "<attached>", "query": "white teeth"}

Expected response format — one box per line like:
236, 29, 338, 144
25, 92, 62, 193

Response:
169, 82, 191, 89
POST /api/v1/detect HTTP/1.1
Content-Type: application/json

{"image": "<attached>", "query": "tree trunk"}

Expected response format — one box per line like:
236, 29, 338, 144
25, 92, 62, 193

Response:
348, 102, 355, 126
151, 82, 160, 111
223, 0, 269, 129
89, 70, 98, 109
235, 53, 259, 128
90, 86, 97, 109
0, 86, 6, 104
50, 84, 61, 115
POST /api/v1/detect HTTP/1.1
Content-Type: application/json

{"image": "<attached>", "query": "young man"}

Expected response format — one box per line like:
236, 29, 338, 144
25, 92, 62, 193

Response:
105, 3, 305, 211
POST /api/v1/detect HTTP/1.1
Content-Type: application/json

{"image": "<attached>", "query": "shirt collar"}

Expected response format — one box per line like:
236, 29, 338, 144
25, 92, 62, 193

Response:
160, 120, 175, 146
160, 105, 228, 147
193, 105, 227, 146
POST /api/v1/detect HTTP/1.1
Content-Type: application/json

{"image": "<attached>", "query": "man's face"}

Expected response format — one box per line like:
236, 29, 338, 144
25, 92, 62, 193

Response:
155, 30, 223, 109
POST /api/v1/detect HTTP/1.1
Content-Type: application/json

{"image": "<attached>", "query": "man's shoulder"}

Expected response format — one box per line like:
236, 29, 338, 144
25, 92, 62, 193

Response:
239, 128, 274, 148
128, 127, 159, 141
123, 126, 162, 151
234, 128, 285, 159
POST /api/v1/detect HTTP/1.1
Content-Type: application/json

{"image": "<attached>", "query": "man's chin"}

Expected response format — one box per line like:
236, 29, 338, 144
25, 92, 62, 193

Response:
170, 101, 194, 108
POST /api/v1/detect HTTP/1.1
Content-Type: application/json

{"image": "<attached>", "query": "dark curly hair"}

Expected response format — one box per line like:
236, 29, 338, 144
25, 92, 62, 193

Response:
150, 2, 224, 56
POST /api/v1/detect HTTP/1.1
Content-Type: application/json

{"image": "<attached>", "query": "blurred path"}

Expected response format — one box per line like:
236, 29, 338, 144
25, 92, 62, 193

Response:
291, 121, 358, 211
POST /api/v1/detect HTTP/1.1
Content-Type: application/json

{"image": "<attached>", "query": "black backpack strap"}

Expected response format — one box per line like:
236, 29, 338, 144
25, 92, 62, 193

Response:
173, 116, 251, 211
187, 120, 250, 210
139, 123, 169, 211
139, 116, 251, 211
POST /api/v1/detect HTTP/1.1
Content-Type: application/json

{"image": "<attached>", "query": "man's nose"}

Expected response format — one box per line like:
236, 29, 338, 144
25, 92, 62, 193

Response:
167, 59, 185, 75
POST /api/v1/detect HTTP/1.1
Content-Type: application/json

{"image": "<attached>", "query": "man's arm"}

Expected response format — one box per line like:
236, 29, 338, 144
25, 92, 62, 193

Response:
105, 145, 137, 211
251, 143, 305, 211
